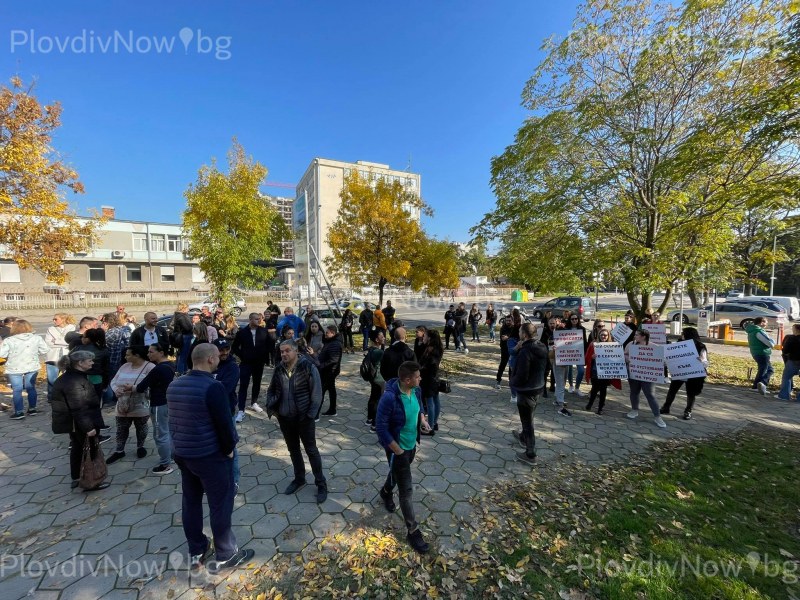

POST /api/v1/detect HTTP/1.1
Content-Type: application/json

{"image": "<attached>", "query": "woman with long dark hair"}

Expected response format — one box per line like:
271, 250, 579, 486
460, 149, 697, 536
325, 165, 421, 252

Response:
583, 328, 613, 414
660, 327, 708, 420
339, 309, 355, 353
420, 329, 444, 434
106, 346, 155, 465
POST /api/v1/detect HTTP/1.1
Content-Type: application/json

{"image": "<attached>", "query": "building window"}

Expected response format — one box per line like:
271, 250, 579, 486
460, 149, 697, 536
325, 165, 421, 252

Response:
130, 292, 146, 299
167, 235, 182, 252
151, 234, 165, 252
0, 263, 21, 282
126, 266, 142, 282
5, 293, 24, 301
88, 266, 105, 282
91, 292, 109, 299
191, 267, 205, 283
132, 233, 148, 251
161, 265, 175, 282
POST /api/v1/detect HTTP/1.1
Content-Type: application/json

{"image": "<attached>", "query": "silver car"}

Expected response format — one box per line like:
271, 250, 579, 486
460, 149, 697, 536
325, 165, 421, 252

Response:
667, 303, 782, 330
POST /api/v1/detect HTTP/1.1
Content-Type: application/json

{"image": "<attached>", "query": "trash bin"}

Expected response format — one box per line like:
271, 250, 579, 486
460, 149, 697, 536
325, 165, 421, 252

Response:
511, 290, 522, 302
521, 290, 529, 302
718, 323, 730, 340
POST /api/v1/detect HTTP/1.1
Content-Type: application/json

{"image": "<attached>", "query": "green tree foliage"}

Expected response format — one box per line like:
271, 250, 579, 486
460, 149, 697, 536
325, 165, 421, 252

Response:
0, 77, 103, 284
408, 237, 460, 295
182, 139, 287, 310
472, 0, 800, 319
325, 170, 458, 305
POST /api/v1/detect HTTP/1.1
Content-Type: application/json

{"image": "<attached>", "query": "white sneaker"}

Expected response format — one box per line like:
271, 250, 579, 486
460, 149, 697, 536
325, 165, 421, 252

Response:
654, 416, 667, 428
235, 411, 245, 423
463, 348, 469, 354
494, 383, 501, 390
575, 389, 586, 398
626, 410, 639, 419
510, 396, 517, 403
251, 403, 264, 413
568, 385, 575, 394
757, 382, 767, 396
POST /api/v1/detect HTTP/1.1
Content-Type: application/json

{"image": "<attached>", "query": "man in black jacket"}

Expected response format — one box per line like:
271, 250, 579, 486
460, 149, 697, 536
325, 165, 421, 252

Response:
318, 326, 343, 417
266, 339, 327, 503
380, 327, 416, 382
359, 306, 374, 352
443, 305, 456, 350
453, 302, 469, 353
511, 323, 548, 465
383, 301, 396, 332
130, 312, 171, 352
231, 313, 270, 420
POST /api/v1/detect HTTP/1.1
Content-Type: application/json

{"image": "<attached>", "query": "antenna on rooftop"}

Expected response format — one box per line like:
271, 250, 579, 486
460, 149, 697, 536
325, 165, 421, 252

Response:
406, 154, 412, 172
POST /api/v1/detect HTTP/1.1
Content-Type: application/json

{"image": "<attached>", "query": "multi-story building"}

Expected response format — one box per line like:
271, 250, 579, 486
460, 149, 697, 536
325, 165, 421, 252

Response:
293, 158, 421, 290
0, 206, 206, 297
264, 194, 294, 262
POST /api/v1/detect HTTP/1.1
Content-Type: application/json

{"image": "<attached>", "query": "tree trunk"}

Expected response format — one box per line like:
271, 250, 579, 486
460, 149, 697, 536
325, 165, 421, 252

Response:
687, 288, 700, 308
378, 277, 387, 307
656, 288, 672, 316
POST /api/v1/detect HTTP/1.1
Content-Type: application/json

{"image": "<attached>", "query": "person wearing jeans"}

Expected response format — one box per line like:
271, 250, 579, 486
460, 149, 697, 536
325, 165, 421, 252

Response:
0, 319, 49, 419
625, 329, 666, 428
376, 361, 432, 554
778, 324, 800, 401
746, 317, 776, 395
419, 330, 444, 434
137, 343, 176, 474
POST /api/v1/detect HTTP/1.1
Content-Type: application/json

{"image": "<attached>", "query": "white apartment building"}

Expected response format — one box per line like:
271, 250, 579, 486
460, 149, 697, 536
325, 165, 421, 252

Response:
293, 158, 422, 290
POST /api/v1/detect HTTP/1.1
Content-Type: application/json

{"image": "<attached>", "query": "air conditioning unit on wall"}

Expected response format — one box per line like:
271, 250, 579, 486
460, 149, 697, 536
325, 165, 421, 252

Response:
111, 250, 125, 259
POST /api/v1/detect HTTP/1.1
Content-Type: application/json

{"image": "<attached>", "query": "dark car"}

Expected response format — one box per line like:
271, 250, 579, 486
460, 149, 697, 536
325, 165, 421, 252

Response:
727, 298, 786, 315
531, 296, 596, 321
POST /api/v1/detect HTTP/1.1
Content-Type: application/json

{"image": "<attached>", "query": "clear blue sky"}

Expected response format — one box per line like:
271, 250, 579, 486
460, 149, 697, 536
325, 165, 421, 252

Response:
2, 1, 579, 242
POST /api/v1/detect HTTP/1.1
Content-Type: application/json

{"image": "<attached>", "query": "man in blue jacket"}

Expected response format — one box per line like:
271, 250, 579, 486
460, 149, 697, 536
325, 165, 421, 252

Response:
375, 361, 432, 554
277, 306, 305, 340
167, 343, 253, 574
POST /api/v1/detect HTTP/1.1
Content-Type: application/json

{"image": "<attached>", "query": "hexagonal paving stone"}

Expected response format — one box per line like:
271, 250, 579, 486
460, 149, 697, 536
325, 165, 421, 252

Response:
310, 513, 347, 538
419, 476, 450, 494
276, 524, 314, 553
231, 503, 267, 526
252, 513, 289, 539
81, 526, 131, 555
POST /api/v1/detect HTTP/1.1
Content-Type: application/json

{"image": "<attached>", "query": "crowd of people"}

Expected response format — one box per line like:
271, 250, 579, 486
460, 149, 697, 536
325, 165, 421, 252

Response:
1, 296, 797, 567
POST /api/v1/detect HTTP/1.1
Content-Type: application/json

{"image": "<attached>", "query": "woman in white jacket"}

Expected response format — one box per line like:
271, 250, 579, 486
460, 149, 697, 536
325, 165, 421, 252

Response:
0, 320, 49, 420
45, 313, 76, 399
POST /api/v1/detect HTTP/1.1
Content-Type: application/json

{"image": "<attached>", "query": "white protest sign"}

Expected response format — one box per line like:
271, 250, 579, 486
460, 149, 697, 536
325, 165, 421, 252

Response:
642, 323, 667, 345
664, 340, 706, 380
611, 322, 632, 344
628, 344, 665, 383
553, 329, 585, 366
697, 310, 709, 337
593, 342, 627, 380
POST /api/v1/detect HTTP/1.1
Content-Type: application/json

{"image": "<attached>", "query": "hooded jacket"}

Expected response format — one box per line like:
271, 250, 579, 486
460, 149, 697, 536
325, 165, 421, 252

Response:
375, 378, 425, 450
380, 340, 415, 382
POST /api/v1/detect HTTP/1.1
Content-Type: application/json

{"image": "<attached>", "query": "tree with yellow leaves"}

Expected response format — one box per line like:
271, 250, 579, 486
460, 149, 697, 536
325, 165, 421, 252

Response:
0, 77, 102, 284
182, 139, 288, 311
325, 170, 459, 305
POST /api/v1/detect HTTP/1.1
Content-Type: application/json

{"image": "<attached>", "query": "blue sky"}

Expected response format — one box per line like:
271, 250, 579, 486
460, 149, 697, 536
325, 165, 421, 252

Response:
1, 1, 579, 242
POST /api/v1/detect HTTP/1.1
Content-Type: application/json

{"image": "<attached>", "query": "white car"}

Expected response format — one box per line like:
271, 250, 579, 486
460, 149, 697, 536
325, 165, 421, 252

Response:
188, 297, 246, 317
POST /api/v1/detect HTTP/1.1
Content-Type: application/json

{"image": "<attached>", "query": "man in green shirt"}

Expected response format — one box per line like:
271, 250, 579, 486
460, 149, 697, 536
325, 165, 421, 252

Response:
375, 361, 431, 553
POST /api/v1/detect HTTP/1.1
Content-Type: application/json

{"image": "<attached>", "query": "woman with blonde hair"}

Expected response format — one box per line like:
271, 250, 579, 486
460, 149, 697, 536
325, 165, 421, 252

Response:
45, 313, 76, 398
0, 320, 49, 420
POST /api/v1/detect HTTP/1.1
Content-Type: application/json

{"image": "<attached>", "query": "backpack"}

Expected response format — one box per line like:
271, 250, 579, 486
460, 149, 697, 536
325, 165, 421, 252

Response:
360, 349, 378, 382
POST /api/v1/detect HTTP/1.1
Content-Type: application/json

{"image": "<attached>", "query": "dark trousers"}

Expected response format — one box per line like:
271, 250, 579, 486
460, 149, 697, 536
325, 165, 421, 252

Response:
278, 417, 326, 486
361, 327, 370, 351
237, 361, 265, 410
662, 379, 697, 414
587, 377, 610, 410
175, 453, 237, 562
367, 382, 383, 422
516, 393, 538, 457
115, 416, 149, 453
496, 341, 510, 383
265, 336, 276, 367
69, 430, 88, 481
382, 448, 418, 533
444, 328, 453, 349
752, 354, 774, 388
471, 323, 480, 341
341, 330, 354, 348
320, 373, 338, 414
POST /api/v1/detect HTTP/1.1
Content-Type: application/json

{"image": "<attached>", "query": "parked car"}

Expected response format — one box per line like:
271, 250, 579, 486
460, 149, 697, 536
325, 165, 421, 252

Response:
741, 295, 799, 321
335, 299, 377, 316
667, 303, 782, 329
730, 298, 787, 316
726, 291, 744, 299
188, 297, 247, 317
531, 296, 596, 321
299, 306, 343, 330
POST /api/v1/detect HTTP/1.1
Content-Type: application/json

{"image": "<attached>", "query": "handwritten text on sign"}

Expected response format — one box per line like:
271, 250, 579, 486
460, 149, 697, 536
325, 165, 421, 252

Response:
628, 344, 665, 383
554, 329, 585, 366
593, 342, 627, 380
611, 322, 632, 345
642, 323, 667, 345
664, 340, 707, 380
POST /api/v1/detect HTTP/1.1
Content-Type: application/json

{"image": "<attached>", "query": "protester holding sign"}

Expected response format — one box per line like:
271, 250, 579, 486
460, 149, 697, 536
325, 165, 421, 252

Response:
660, 328, 708, 420
545, 317, 572, 417
624, 329, 667, 428
582, 329, 621, 414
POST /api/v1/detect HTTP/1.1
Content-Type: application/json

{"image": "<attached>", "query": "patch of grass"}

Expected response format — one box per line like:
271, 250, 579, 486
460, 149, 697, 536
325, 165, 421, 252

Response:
706, 351, 784, 391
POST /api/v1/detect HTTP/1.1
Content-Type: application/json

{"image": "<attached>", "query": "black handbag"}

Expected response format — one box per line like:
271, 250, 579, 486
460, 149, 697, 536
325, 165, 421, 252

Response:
437, 368, 451, 394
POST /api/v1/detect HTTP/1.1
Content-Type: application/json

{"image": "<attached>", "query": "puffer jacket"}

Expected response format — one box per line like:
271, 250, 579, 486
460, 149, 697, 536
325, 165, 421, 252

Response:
266, 356, 322, 420
50, 368, 103, 434
375, 378, 425, 450
0, 333, 49, 374
45, 324, 75, 363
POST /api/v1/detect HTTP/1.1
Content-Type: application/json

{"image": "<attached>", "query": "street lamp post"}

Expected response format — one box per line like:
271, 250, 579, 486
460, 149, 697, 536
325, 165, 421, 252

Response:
770, 234, 778, 296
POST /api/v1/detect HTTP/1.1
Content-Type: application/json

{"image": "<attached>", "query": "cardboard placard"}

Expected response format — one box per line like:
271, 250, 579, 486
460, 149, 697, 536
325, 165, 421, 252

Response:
628, 344, 665, 383
664, 340, 706, 380
611, 322, 632, 345
642, 323, 667, 345
553, 329, 585, 366
593, 342, 627, 380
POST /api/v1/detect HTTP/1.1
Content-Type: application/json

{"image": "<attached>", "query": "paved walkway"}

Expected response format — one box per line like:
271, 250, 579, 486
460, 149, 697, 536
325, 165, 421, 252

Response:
1, 344, 799, 600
